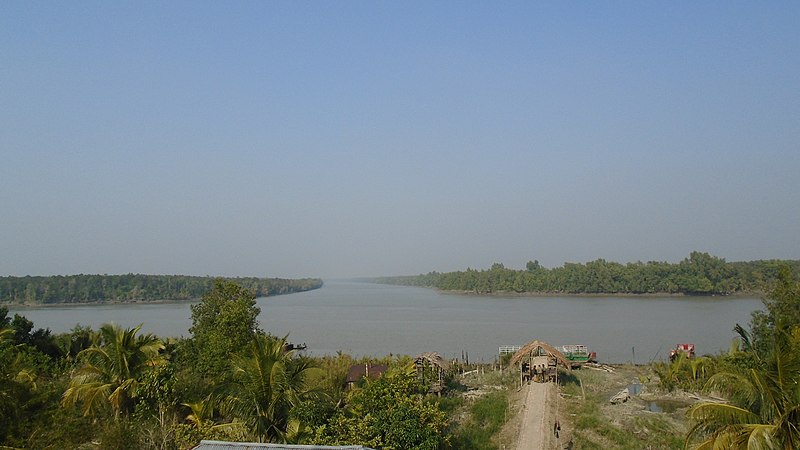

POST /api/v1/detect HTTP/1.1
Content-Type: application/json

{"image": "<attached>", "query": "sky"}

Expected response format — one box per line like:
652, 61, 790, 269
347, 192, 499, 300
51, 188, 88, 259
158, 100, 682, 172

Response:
1, 2, 799, 279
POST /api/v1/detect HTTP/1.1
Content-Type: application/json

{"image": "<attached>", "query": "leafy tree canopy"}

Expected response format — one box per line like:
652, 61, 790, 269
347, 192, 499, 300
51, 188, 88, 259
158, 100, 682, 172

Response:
189, 280, 262, 378
375, 252, 800, 296
748, 265, 800, 353
314, 371, 448, 450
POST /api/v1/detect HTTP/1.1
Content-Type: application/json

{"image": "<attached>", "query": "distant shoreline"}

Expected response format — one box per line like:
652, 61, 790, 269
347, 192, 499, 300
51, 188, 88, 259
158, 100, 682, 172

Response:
431, 288, 764, 299
2, 291, 299, 309
3, 297, 201, 309
1, 275, 324, 308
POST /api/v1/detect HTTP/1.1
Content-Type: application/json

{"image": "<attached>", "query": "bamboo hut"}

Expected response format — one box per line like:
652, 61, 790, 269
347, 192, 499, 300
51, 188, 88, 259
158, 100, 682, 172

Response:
415, 352, 449, 395
510, 340, 571, 384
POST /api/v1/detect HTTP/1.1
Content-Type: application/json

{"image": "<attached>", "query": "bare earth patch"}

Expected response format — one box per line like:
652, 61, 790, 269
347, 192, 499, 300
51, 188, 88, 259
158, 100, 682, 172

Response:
495, 380, 561, 450
559, 364, 692, 449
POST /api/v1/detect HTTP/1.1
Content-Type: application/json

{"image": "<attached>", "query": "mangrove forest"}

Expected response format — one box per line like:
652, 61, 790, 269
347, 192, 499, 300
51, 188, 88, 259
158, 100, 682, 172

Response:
0, 274, 323, 305
374, 252, 800, 296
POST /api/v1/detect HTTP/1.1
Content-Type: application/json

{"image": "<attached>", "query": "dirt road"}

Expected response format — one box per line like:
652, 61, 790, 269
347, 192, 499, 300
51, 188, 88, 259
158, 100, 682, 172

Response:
516, 381, 557, 450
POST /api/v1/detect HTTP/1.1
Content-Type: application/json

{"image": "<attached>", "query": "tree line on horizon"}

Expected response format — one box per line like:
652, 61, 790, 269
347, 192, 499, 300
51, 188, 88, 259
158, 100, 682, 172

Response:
374, 252, 800, 295
0, 274, 323, 304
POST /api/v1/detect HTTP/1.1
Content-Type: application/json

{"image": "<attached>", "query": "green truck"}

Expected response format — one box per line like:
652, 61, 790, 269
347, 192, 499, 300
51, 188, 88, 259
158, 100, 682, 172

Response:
558, 344, 597, 368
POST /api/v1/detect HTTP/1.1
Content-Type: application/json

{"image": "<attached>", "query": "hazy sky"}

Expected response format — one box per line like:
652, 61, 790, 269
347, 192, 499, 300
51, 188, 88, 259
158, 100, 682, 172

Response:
2, 2, 798, 279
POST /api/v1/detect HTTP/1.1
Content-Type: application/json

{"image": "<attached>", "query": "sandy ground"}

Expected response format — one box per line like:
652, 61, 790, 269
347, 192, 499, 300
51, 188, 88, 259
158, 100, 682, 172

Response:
515, 381, 559, 450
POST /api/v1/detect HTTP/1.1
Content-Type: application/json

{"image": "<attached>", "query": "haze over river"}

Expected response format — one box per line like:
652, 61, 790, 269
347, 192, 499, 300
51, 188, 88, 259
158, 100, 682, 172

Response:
10, 281, 763, 363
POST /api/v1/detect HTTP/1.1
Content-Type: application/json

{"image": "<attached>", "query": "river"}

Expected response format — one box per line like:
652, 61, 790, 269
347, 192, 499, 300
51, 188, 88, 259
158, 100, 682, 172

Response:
8, 280, 763, 363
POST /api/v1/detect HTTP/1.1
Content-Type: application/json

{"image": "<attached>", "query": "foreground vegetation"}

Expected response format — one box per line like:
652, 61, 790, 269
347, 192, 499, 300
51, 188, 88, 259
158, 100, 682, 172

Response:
0, 279, 507, 449
552, 265, 799, 449
0, 274, 323, 304
1, 263, 797, 449
650, 266, 800, 449
375, 252, 800, 295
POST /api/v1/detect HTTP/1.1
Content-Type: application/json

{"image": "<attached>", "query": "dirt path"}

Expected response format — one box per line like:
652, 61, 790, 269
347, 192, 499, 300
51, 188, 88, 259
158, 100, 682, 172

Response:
516, 382, 557, 450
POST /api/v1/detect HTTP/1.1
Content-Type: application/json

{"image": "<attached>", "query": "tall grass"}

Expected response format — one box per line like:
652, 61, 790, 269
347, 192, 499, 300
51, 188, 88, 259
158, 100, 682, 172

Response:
449, 390, 508, 450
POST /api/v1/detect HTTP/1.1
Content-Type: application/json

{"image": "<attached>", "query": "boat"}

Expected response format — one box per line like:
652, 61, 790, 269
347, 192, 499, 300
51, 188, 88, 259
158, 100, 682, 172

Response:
283, 342, 307, 352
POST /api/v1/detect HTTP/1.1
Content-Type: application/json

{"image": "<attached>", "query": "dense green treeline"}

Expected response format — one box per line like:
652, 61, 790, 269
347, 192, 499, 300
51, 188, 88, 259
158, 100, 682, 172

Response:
0, 274, 323, 304
375, 252, 800, 295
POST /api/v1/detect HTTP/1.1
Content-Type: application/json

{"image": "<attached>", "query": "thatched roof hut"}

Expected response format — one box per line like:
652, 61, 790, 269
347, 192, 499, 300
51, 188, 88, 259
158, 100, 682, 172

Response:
414, 352, 449, 395
415, 352, 448, 372
510, 340, 572, 370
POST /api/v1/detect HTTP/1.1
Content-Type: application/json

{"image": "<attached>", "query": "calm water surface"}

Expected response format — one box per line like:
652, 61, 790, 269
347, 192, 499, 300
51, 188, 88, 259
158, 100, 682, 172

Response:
10, 281, 762, 363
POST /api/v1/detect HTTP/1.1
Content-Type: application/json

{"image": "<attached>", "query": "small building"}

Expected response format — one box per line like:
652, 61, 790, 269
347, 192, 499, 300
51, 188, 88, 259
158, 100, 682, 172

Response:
510, 340, 572, 384
345, 363, 388, 389
414, 352, 449, 395
192, 441, 375, 450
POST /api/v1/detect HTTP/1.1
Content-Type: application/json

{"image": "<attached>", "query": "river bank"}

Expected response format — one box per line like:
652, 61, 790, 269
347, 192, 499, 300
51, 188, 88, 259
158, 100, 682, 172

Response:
434, 288, 764, 298
557, 364, 689, 449
0, 285, 324, 309
2, 297, 200, 309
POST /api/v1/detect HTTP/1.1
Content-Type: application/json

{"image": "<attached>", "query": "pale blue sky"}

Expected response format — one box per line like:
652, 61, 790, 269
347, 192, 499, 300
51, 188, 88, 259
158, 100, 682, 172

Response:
1, 2, 798, 278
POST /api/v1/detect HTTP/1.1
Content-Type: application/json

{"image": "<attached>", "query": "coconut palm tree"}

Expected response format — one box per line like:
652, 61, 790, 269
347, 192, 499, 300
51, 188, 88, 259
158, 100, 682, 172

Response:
62, 323, 164, 419
685, 324, 800, 449
0, 328, 37, 441
690, 356, 713, 383
221, 334, 318, 443
180, 395, 244, 441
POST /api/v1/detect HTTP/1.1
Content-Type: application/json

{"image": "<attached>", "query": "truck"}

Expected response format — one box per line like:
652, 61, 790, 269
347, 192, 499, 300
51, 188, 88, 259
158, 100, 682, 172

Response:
558, 344, 597, 368
669, 343, 695, 362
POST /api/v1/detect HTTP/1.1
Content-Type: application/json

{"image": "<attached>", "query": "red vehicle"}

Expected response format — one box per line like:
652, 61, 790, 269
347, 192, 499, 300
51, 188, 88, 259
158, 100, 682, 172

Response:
669, 343, 695, 362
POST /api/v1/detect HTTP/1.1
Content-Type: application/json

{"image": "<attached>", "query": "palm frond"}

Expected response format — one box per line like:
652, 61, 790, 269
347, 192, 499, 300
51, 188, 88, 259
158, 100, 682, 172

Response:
0, 327, 12, 345
687, 402, 761, 435
733, 323, 753, 352
222, 334, 318, 443
62, 323, 164, 418
704, 372, 759, 409
743, 424, 777, 450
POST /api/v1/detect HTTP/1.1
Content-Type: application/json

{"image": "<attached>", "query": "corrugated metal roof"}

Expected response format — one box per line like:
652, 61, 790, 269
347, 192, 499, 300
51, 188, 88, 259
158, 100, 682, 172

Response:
345, 363, 388, 383
192, 440, 376, 450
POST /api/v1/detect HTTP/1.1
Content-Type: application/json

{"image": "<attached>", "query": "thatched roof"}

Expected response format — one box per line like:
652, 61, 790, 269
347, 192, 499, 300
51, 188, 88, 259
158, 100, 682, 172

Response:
510, 340, 571, 369
415, 352, 449, 372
